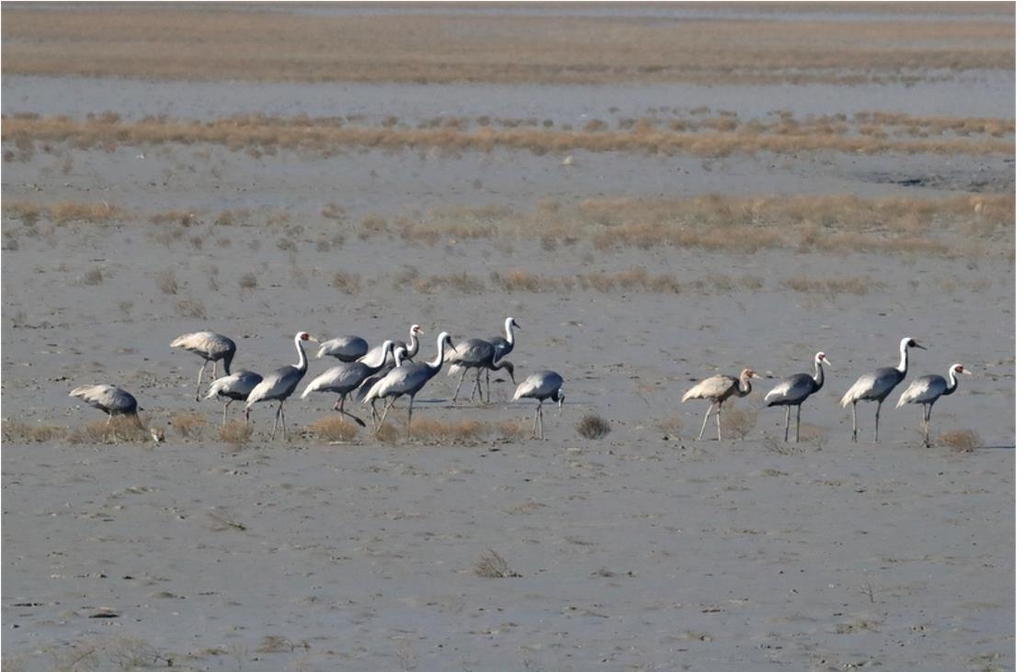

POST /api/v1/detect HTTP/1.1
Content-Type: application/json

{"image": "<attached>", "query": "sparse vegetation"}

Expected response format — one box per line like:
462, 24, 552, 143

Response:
155, 268, 178, 294
332, 271, 362, 294
938, 428, 983, 452
307, 415, 360, 442
575, 413, 611, 440
170, 412, 206, 440
68, 416, 153, 444
2, 420, 67, 443
720, 407, 758, 440
474, 549, 521, 578
218, 419, 252, 447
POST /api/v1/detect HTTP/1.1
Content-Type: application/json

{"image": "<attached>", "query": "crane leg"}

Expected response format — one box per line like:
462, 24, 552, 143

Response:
873, 401, 882, 444
537, 402, 545, 440
245, 406, 251, 426
922, 404, 932, 447
851, 402, 858, 442
783, 407, 791, 442
795, 405, 801, 443
452, 367, 470, 402
222, 400, 230, 427
280, 402, 288, 441
716, 403, 723, 441
335, 395, 366, 428
195, 363, 206, 402
377, 396, 396, 431
696, 403, 712, 440
406, 394, 415, 438
485, 369, 491, 404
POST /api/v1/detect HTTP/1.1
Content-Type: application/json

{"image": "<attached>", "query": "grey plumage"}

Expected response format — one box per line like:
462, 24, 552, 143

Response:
895, 363, 971, 447
681, 368, 760, 441
361, 324, 422, 367
171, 331, 237, 401
448, 316, 520, 403
244, 331, 314, 440
363, 332, 453, 435
840, 337, 925, 443
511, 370, 565, 439
764, 352, 831, 442
205, 370, 263, 426
70, 384, 139, 420
315, 335, 369, 362
302, 340, 394, 427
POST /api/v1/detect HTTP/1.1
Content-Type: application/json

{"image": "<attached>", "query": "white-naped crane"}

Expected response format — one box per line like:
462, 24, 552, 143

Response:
244, 331, 315, 440
301, 340, 395, 427
448, 316, 520, 404
895, 363, 971, 447
681, 368, 760, 441
511, 370, 565, 440
361, 323, 422, 367
841, 337, 925, 443
171, 331, 237, 401
362, 331, 453, 435
205, 370, 263, 426
315, 335, 369, 362
69, 384, 163, 442
764, 351, 831, 442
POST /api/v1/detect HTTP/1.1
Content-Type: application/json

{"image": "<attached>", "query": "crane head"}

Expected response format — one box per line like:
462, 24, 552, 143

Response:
816, 352, 831, 366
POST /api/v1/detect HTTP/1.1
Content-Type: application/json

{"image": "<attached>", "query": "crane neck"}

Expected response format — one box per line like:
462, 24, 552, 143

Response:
812, 358, 826, 389
366, 341, 393, 372
294, 333, 309, 373
427, 333, 450, 370
223, 350, 234, 376
896, 340, 911, 374
406, 328, 420, 359
737, 374, 753, 396
503, 318, 516, 347
944, 366, 960, 395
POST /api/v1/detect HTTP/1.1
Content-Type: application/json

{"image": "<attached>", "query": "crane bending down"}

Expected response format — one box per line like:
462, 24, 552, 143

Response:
362, 331, 453, 435
895, 363, 971, 447
315, 335, 369, 362
361, 324, 422, 368
511, 370, 565, 440
69, 384, 163, 442
244, 331, 315, 440
171, 331, 237, 401
840, 337, 925, 443
764, 352, 831, 442
681, 368, 760, 441
205, 370, 263, 426
301, 340, 395, 427
448, 316, 520, 404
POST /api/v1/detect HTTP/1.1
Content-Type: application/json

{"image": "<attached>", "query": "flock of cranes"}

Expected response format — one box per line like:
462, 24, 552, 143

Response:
70, 317, 566, 441
70, 326, 968, 447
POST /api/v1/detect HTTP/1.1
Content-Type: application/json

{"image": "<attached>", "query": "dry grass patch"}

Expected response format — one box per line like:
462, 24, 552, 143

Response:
575, 413, 611, 440
782, 276, 884, 298
410, 418, 491, 444
2, 199, 125, 225
170, 412, 206, 440
218, 419, 252, 447
2, 420, 67, 443
474, 549, 522, 578
937, 428, 983, 452
332, 271, 362, 294
176, 297, 206, 319
154, 267, 178, 294
68, 416, 153, 444
655, 416, 685, 439
307, 415, 360, 442
721, 407, 758, 440
412, 272, 486, 294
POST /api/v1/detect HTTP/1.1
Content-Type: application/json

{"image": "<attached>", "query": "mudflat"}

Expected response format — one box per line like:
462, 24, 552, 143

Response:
1, 4, 1014, 671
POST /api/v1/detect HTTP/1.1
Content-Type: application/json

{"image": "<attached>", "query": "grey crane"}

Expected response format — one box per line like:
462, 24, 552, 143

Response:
361, 345, 408, 424
448, 316, 520, 403
362, 331, 453, 435
205, 370, 263, 426
681, 368, 760, 441
315, 335, 369, 362
361, 324, 422, 367
301, 340, 395, 427
840, 337, 925, 443
511, 370, 565, 440
69, 384, 163, 442
171, 331, 237, 401
764, 351, 831, 442
895, 363, 971, 447
244, 331, 315, 440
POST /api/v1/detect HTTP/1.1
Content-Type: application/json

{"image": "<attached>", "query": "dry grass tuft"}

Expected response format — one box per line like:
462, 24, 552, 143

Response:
176, 297, 206, 319
218, 420, 252, 447
410, 418, 491, 444
937, 428, 983, 452
721, 407, 758, 439
238, 272, 258, 290
68, 416, 152, 444
2, 420, 67, 443
155, 268, 178, 294
332, 271, 362, 294
783, 276, 882, 298
474, 549, 522, 578
170, 412, 206, 440
655, 416, 685, 439
575, 413, 611, 439
82, 267, 104, 285
412, 272, 486, 294
373, 422, 401, 444
307, 415, 360, 442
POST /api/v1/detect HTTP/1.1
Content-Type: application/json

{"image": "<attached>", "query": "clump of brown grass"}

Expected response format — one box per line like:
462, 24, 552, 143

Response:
82, 267, 104, 285
218, 420, 252, 447
655, 416, 685, 439
412, 272, 486, 294
373, 422, 400, 444
170, 412, 206, 440
155, 268, 178, 294
238, 272, 258, 290
2, 420, 67, 443
474, 549, 521, 578
68, 416, 152, 444
307, 415, 360, 442
492, 269, 548, 292
575, 413, 611, 439
721, 407, 758, 439
782, 276, 882, 298
937, 428, 982, 452
496, 419, 532, 439
176, 297, 206, 319
332, 271, 362, 294
410, 418, 490, 444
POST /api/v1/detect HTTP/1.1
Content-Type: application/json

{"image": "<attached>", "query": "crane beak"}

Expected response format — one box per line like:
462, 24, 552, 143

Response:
822, 357, 832, 367
961, 368, 973, 376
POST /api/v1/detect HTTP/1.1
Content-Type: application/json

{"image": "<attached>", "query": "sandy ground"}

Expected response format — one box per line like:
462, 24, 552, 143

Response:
0, 32, 1015, 672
